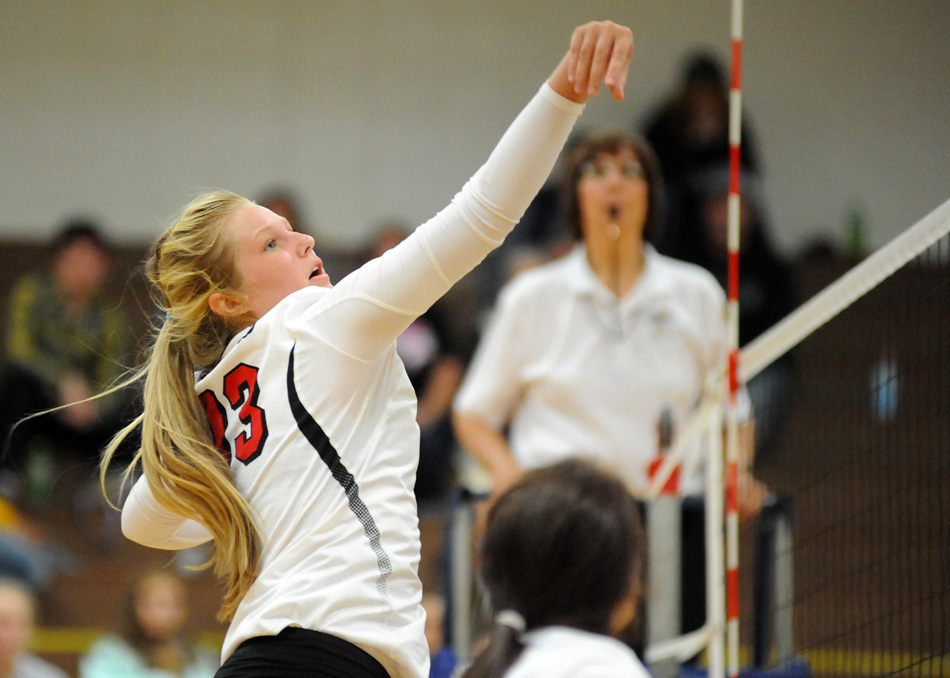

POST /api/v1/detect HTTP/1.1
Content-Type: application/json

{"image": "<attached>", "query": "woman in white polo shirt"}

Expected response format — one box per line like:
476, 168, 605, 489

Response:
453, 129, 768, 643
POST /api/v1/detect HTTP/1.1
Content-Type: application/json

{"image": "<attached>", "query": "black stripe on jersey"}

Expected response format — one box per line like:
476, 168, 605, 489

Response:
286, 344, 394, 614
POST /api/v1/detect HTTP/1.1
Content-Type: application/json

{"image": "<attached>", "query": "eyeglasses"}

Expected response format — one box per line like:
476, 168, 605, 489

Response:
579, 159, 645, 181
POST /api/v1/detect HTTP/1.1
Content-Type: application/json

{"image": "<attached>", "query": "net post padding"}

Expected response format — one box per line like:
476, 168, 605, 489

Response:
644, 394, 719, 500
641, 394, 726, 670
704, 399, 726, 678
741, 197, 950, 382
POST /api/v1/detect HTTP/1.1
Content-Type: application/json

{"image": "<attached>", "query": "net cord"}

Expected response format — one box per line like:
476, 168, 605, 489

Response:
740, 197, 950, 383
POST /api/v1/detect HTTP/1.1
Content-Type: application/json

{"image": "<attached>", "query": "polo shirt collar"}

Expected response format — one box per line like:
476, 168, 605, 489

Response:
564, 243, 663, 304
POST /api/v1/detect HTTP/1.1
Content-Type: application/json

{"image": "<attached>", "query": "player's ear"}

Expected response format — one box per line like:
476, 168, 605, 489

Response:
208, 291, 248, 320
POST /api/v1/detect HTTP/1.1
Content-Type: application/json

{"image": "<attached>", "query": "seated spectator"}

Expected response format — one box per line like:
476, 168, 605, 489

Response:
0, 577, 68, 678
462, 459, 648, 678
0, 220, 135, 485
79, 570, 217, 678
660, 164, 798, 454
0, 497, 70, 594
256, 189, 305, 234
641, 50, 762, 251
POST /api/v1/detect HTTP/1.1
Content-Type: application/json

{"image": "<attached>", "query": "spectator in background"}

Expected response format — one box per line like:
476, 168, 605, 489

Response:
257, 190, 304, 235
0, 578, 68, 678
367, 222, 474, 505
640, 51, 761, 252
79, 570, 217, 678
661, 164, 798, 454
0, 496, 70, 594
0, 220, 134, 482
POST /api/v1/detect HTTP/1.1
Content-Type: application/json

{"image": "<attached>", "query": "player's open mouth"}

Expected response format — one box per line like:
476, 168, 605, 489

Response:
309, 265, 322, 279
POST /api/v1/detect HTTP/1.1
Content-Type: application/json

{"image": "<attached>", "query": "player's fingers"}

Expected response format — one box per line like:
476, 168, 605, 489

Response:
567, 25, 584, 84
569, 22, 598, 96
585, 31, 615, 96
604, 28, 634, 100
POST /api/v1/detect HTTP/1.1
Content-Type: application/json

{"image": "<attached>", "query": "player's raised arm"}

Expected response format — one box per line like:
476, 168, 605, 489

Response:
316, 21, 635, 360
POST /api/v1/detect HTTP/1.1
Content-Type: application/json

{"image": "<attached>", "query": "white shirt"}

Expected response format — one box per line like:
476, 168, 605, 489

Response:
454, 245, 729, 497
11, 653, 69, 678
121, 83, 584, 678
507, 626, 650, 678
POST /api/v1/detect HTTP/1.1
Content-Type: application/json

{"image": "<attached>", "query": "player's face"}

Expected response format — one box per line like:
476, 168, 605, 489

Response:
224, 203, 331, 322
576, 147, 649, 244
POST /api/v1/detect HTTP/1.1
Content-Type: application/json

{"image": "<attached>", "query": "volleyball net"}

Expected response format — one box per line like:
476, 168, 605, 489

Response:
644, 197, 950, 677
745, 197, 949, 677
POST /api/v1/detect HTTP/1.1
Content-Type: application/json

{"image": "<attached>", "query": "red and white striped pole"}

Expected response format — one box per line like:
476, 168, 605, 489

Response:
725, 1, 744, 677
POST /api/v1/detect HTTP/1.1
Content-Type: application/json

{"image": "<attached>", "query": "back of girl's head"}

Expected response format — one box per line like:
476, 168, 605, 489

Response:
484, 459, 643, 632
465, 459, 644, 678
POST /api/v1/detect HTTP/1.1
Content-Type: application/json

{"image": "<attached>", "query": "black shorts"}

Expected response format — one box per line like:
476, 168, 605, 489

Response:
214, 627, 390, 678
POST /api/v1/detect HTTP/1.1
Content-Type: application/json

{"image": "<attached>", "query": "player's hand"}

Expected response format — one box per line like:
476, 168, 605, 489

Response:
550, 20, 634, 103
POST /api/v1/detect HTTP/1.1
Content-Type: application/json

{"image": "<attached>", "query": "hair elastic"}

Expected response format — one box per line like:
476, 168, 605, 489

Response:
495, 609, 527, 636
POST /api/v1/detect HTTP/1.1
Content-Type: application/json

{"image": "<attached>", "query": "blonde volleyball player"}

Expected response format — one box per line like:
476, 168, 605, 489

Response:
99, 20, 634, 678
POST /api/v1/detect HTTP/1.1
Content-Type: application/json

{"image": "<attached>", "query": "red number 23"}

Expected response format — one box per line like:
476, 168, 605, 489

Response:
199, 363, 269, 465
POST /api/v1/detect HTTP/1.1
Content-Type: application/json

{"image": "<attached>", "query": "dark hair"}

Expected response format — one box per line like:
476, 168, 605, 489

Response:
463, 459, 645, 678
683, 51, 725, 88
51, 218, 108, 256
561, 130, 664, 245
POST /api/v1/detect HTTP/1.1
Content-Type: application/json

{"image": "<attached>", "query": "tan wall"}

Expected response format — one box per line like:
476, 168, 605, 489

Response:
2, 0, 948, 254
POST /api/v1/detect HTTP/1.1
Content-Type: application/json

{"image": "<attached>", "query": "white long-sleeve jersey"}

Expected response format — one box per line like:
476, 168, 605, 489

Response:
121, 82, 584, 678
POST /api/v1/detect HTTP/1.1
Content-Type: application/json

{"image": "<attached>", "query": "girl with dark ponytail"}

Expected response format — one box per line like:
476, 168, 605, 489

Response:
464, 459, 649, 678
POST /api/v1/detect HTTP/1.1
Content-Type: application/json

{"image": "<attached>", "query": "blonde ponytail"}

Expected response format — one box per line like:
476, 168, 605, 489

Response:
101, 190, 261, 621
